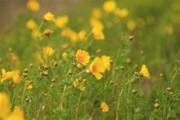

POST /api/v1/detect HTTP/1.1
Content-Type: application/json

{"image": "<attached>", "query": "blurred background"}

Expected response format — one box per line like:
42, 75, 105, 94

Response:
0, 0, 82, 34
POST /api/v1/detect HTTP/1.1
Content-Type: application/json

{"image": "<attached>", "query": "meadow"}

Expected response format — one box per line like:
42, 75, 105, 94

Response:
0, 0, 180, 120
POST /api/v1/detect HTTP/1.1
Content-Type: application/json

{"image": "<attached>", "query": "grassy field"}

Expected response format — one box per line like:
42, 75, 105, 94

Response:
0, 0, 180, 120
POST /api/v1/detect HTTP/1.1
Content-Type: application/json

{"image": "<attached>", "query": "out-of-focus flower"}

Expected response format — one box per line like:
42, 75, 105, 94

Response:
0, 69, 13, 83
43, 28, 54, 37
0, 92, 10, 119
103, 0, 117, 13
54, 16, 69, 28
100, 101, 109, 112
27, 0, 40, 12
7, 106, 25, 120
127, 20, 136, 31
61, 28, 78, 42
32, 30, 42, 39
165, 25, 174, 35
89, 56, 111, 80
91, 18, 105, 40
139, 64, 151, 79
115, 8, 128, 18
43, 12, 55, 22
26, 19, 37, 30
78, 30, 87, 41
73, 78, 86, 91
12, 70, 21, 84
92, 8, 103, 19
75, 49, 90, 65
43, 46, 55, 59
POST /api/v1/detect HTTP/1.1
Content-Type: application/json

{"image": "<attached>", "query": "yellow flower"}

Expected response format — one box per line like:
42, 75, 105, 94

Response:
43, 28, 54, 37
89, 56, 111, 80
90, 18, 105, 40
0, 69, 13, 83
139, 64, 151, 79
73, 79, 86, 91
78, 30, 87, 41
115, 8, 129, 18
61, 28, 78, 42
43, 46, 55, 58
127, 20, 136, 31
26, 19, 37, 30
0, 92, 10, 119
12, 70, 21, 84
100, 101, 109, 112
103, 0, 117, 13
27, 0, 40, 12
75, 49, 90, 65
54, 16, 69, 28
43, 12, 55, 22
6, 106, 25, 120
92, 8, 102, 19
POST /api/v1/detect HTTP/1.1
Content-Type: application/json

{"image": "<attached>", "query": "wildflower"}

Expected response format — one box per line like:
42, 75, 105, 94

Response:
89, 56, 111, 80
0, 69, 13, 83
127, 20, 136, 31
43, 12, 55, 22
115, 8, 129, 18
7, 106, 25, 120
12, 70, 21, 84
78, 30, 87, 41
27, 0, 40, 12
90, 18, 105, 40
61, 43, 69, 49
75, 49, 90, 65
73, 78, 86, 91
43, 28, 54, 37
139, 64, 151, 79
54, 16, 69, 28
100, 101, 109, 112
26, 19, 37, 30
32, 30, 42, 39
92, 8, 102, 19
0, 92, 10, 119
61, 28, 78, 42
62, 52, 68, 60
43, 46, 55, 59
103, 0, 117, 13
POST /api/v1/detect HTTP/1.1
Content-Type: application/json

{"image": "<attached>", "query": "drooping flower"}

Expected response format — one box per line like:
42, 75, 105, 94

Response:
43, 12, 55, 22
89, 56, 111, 80
43, 28, 54, 37
27, 0, 40, 12
100, 101, 109, 112
0, 92, 10, 119
75, 49, 90, 65
54, 16, 69, 28
103, 0, 117, 13
139, 64, 151, 79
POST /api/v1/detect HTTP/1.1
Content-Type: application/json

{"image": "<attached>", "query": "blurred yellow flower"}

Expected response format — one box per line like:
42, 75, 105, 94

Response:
7, 106, 25, 120
43, 12, 55, 22
61, 28, 78, 42
100, 101, 109, 112
43, 28, 54, 37
54, 16, 69, 28
89, 56, 111, 80
115, 8, 129, 18
78, 30, 87, 41
165, 25, 174, 35
103, 0, 117, 13
92, 8, 103, 19
0, 69, 13, 83
27, 0, 40, 12
12, 70, 21, 84
43, 46, 55, 58
73, 78, 86, 91
127, 20, 136, 31
26, 19, 37, 30
0, 92, 10, 119
75, 49, 90, 65
139, 64, 151, 79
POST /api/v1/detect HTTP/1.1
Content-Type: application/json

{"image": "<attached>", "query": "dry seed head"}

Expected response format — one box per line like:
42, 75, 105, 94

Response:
42, 71, 48, 77
154, 102, 160, 108
166, 86, 172, 92
128, 35, 134, 41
